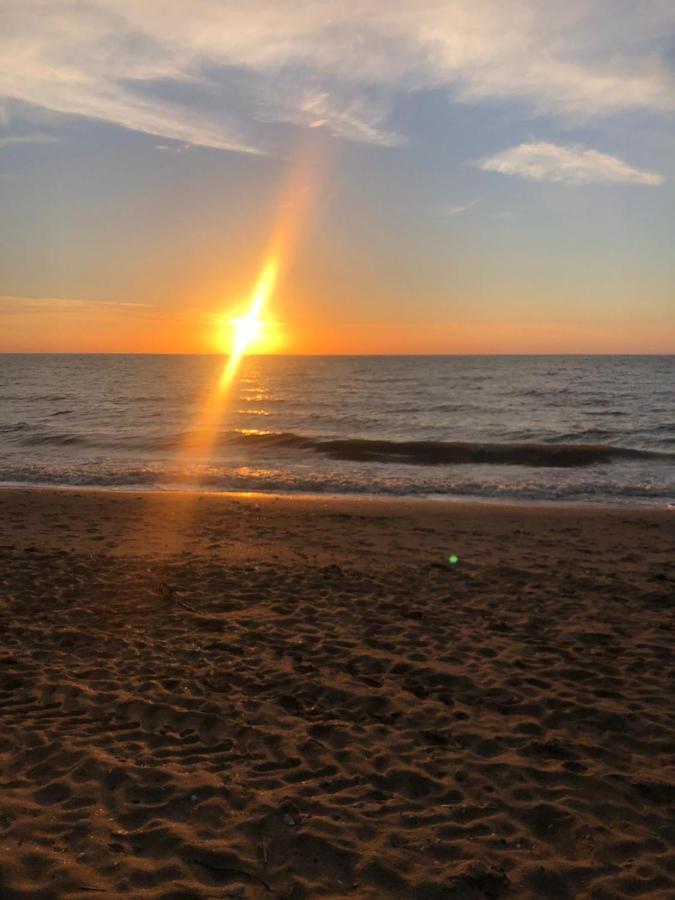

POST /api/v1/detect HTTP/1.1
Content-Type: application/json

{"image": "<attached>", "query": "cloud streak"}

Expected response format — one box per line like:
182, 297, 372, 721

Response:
1, 1, 674, 152
0, 295, 157, 316
443, 200, 477, 216
0, 132, 61, 148
478, 141, 664, 186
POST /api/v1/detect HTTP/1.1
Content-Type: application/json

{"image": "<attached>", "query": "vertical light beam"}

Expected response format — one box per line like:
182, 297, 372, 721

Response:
181, 130, 330, 467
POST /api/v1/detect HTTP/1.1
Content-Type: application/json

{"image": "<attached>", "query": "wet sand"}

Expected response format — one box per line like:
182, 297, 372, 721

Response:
0, 487, 673, 899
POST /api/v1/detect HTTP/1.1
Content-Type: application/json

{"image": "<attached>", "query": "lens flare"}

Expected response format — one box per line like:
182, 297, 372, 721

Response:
220, 259, 278, 389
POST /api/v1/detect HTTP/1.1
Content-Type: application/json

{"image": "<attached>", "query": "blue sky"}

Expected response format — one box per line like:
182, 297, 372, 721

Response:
1, 0, 673, 352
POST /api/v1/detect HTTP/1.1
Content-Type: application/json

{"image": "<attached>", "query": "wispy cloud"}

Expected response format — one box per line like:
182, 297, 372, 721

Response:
1, 2, 674, 151
256, 88, 404, 148
0, 295, 158, 315
478, 141, 664, 186
443, 200, 477, 216
0, 132, 61, 148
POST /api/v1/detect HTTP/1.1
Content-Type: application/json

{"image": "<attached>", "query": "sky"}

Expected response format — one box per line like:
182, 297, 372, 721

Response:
1, 0, 674, 354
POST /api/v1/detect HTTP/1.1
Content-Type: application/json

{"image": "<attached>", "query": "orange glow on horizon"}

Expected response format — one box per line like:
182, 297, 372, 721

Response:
3, 302, 674, 355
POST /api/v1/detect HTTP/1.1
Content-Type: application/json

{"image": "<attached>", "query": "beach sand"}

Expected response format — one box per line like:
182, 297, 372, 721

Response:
0, 487, 673, 899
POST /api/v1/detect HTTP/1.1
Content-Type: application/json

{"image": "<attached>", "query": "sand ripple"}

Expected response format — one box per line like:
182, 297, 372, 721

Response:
0, 492, 673, 898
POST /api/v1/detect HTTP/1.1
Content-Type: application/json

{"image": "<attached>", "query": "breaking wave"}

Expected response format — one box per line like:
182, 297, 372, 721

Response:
8, 426, 674, 468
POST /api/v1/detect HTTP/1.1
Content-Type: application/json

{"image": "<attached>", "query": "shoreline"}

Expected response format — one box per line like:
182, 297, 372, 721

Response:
1, 480, 673, 514
1, 485, 672, 567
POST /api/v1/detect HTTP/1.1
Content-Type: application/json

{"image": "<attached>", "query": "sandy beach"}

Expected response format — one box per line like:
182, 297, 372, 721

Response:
0, 487, 673, 899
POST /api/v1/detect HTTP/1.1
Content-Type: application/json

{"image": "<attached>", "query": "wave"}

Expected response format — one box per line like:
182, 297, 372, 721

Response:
19, 431, 88, 446
182, 432, 675, 468
294, 437, 674, 468
6, 424, 674, 468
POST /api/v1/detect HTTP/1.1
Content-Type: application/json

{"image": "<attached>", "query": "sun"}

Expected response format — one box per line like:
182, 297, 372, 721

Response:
212, 307, 268, 357
215, 258, 280, 387
228, 308, 284, 358
230, 307, 264, 357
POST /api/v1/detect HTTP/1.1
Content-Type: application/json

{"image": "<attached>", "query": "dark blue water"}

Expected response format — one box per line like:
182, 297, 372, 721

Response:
1, 354, 673, 504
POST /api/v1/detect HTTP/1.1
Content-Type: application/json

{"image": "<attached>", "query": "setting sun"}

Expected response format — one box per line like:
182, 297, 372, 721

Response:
230, 310, 262, 354
218, 258, 279, 387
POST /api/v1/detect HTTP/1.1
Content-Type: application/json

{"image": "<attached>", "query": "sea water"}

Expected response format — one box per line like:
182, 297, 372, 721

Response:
1, 354, 673, 505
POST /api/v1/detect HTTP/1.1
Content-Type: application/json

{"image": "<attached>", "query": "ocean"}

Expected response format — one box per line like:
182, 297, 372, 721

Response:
1, 354, 673, 505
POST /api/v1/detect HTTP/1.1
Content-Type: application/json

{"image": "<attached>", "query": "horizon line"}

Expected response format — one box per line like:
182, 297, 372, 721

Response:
0, 351, 673, 358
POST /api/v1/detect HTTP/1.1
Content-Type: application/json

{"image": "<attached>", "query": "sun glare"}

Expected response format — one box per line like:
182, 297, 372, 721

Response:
230, 310, 263, 356
219, 258, 278, 388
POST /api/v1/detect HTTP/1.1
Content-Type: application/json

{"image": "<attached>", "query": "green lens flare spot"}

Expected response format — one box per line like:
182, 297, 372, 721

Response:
448, 555, 459, 565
